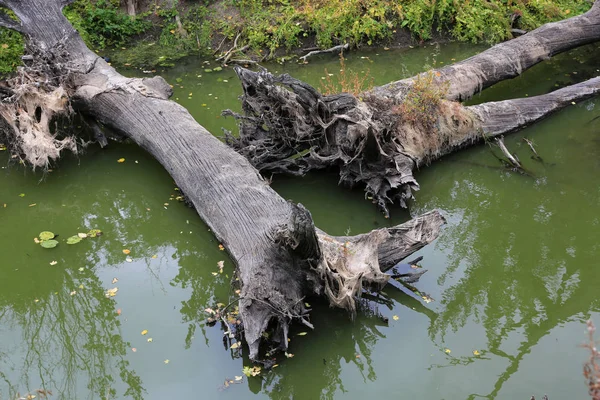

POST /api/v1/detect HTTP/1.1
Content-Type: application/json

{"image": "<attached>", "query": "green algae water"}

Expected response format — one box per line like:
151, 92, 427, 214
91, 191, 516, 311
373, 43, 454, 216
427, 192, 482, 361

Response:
1, 42, 600, 399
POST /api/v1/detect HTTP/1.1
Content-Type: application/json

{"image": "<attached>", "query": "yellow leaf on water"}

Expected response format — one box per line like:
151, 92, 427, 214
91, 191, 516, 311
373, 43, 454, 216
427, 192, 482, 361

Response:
49, 261, 57, 266
105, 287, 118, 297
235, 289, 241, 295
473, 350, 481, 356
218, 244, 225, 251
28, 203, 36, 207
122, 249, 131, 255
392, 315, 399, 320
230, 342, 240, 349
211, 272, 218, 276
164, 359, 170, 364
141, 330, 148, 335
151, 254, 158, 259
117, 158, 125, 163
234, 376, 243, 381
78, 267, 84, 271
112, 277, 118, 284
79, 284, 84, 289
70, 291, 77, 296
132, 348, 137, 352
297, 332, 307, 336
444, 348, 451, 354
285, 352, 294, 358
147, 338, 153, 342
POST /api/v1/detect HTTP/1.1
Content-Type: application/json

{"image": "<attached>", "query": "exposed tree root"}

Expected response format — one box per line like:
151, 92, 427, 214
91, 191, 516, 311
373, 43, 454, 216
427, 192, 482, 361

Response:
224, 67, 479, 216
0, 50, 79, 170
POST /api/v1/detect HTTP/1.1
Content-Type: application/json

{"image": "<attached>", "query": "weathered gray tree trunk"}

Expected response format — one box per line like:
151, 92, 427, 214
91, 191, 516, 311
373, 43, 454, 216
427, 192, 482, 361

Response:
226, 1, 600, 216
0, 0, 445, 361
125, 0, 136, 17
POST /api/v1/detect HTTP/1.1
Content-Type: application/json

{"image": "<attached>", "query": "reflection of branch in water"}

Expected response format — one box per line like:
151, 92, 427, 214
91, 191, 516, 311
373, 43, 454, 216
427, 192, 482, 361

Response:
0, 269, 145, 400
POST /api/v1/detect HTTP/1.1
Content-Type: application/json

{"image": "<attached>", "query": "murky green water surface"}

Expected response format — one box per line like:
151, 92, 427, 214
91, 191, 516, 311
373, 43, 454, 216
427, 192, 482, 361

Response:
1, 42, 600, 399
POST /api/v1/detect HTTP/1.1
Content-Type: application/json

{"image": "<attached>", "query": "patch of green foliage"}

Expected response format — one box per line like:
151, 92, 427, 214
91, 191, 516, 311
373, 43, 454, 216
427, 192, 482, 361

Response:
0, 0, 593, 74
221, 0, 592, 53
0, 7, 23, 77
64, 0, 151, 49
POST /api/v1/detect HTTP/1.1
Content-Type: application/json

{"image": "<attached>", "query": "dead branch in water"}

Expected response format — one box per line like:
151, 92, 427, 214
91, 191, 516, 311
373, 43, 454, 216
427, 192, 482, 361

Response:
299, 43, 349, 63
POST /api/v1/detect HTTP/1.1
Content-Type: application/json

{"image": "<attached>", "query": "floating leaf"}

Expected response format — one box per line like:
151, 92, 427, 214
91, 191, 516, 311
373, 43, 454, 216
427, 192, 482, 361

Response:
105, 287, 118, 297
205, 307, 215, 314
49, 261, 57, 266
132, 348, 137, 352
66, 235, 82, 244
147, 338, 153, 342
473, 350, 481, 356
39, 231, 55, 241
117, 158, 125, 163
284, 352, 294, 358
234, 376, 243, 381
164, 359, 169, 364
141, 329, 148, 335
122, 249, 131, 255
444, 348, 451, 354
78, 267, 84, 271
151, 254, 158, 259
392, 315, 399, 321
218, 244, 225, 251
112, 277, 118, 284
297, 332, 307, 336
230, 342, 240, 349
77, 233, 87, 238
211, 272, 218, 276
117, 308, 122, 315
40, 240, 59, 249
29, 203, 37, 207
125, 256, 133, 263
19, 193, 25, 197
70, 291, 77, 296
87, 229, 102, 237
213, 66, 223, 72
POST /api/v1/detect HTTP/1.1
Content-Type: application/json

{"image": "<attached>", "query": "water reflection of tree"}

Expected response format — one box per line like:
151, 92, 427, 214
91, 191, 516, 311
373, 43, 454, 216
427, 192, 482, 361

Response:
418, 166, 600, 398
0, 266, 144, 399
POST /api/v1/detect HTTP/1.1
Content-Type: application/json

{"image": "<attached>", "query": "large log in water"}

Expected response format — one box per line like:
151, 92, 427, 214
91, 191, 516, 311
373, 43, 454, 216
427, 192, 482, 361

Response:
225, 1, 600, 217
0, 0, 445, 361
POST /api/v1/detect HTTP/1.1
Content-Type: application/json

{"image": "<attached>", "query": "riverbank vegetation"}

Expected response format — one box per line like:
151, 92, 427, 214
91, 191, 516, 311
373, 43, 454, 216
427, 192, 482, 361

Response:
0, 0, 593, 74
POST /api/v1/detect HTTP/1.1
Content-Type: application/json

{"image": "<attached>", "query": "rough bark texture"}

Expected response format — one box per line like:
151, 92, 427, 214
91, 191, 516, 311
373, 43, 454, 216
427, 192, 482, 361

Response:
371, 0, 600, 102
0, 0, 446, 361
225, 1, 600, 216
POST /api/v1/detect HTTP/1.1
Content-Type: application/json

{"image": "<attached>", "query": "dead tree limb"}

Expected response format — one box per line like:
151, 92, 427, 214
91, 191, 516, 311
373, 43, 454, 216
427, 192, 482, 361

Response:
370, 1, 600, 101
299, 43, 349, 62
0, 0, 445, 361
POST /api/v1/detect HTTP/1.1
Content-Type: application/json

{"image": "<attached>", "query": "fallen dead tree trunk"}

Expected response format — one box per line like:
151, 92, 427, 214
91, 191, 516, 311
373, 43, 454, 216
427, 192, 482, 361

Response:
372, 2, 600, 101
225, 1, 600, 216
0, 0, 445, 361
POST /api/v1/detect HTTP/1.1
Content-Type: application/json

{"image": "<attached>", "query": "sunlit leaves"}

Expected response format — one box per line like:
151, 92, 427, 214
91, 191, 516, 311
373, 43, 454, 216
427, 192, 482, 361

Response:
105, 287, 119, 297
141, 330, 148, 335
473, 350, 481, 356
444, 348, 451, 354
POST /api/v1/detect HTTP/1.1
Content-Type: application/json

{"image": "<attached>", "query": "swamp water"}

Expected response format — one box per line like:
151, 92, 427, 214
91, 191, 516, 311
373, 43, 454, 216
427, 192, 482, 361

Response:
1, 43, 600, 400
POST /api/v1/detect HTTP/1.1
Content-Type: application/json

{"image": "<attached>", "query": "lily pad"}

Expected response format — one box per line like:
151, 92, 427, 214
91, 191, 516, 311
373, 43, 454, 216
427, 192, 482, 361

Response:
204, 68, 212, 73
66, 235, 82, 244
87, 229, 103, 237
39, 231, 55, 241
213, 66, 222, 72
40, 240, 59, 249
